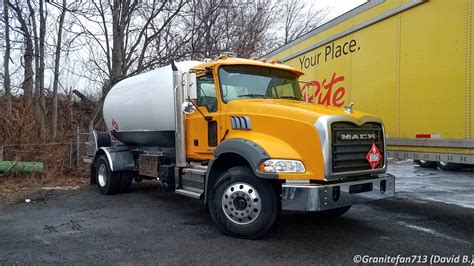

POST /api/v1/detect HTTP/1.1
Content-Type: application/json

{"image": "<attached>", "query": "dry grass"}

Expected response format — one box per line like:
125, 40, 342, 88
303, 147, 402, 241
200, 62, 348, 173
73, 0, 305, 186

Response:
0, 98, 97, 206
0, 144, 90, 206
0, 171, 89, 205
0, 104, 90, 205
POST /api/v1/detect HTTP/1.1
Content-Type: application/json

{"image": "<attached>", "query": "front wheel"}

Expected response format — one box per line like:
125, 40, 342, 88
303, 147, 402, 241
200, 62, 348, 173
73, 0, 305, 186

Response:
208, 166, 278, 239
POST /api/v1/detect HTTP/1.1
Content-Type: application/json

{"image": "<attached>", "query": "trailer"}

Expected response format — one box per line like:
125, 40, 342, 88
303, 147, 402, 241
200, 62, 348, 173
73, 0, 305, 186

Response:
265, 0, 474, 170
84, 56, 395, 239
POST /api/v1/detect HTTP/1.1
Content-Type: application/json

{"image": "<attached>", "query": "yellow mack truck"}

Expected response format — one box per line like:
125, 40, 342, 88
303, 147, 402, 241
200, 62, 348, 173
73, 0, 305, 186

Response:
85, 56, 394, 239
265, 0, 474, 171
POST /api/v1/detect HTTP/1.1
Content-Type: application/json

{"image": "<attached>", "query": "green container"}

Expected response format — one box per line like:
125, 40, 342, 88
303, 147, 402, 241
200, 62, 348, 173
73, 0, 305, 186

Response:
0, 161, 44, 173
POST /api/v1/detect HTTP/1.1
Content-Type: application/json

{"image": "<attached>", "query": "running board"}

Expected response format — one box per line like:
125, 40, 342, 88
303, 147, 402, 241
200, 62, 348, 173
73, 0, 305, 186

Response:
175, 189, 202, 199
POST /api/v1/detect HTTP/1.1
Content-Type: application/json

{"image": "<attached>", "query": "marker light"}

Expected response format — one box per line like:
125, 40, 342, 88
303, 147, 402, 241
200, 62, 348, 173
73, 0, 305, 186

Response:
260, 160, 305, 173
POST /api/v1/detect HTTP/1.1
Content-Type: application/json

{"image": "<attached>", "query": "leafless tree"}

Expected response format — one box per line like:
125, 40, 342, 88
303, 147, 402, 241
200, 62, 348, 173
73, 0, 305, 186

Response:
26, 0, 47, 140
8, 0, 34, 108
51, 0, 67, 141
0, 0, 326, 143
180, 0, 275, 59
275, 0, 328, 46
2, 0, 12, 117
67, 0, 187, 127
73, 0, 186, 88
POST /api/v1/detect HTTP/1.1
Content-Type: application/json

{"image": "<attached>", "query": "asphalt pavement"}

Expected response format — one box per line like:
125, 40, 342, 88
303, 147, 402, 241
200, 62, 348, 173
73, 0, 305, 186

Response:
0, 160, 473, 265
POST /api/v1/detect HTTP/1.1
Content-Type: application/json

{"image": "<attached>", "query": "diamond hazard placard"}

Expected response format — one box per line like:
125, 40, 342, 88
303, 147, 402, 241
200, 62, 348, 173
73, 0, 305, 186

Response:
366, 143, 381, 169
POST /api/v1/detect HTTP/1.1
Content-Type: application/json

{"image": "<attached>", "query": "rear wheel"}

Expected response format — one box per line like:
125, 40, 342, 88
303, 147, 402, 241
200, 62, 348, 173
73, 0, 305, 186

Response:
95, 155, 132, 195
437, 161, 464, 171
414, 160, 438, 168
119, 171, 133, 193
208, 166, 278, 239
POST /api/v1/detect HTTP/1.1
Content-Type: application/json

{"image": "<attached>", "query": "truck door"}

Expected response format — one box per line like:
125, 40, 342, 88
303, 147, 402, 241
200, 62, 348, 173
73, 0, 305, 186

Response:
185, 73, 220, 160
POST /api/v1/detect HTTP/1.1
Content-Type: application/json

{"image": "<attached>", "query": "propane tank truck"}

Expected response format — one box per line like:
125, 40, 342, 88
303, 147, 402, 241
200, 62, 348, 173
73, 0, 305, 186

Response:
84, 56, 395, 239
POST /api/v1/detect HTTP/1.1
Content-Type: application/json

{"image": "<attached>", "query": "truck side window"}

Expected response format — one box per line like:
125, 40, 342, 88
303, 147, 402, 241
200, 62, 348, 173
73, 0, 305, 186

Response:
196, 75, 218, 112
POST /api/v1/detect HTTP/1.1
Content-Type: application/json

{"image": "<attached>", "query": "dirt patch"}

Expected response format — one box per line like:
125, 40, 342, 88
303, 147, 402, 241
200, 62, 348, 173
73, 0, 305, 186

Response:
0, 172, 88, 206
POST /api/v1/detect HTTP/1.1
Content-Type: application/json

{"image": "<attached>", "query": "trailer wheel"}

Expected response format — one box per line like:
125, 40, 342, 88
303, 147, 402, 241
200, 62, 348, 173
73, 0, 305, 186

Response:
95, 155, 121, 195
437, 161, 463, 171
208, 166, 278, 239
414, 160, 438, 168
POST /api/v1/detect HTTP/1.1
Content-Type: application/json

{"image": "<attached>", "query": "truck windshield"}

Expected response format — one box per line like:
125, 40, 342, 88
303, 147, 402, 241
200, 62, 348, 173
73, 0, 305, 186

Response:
219, 65, 303, 102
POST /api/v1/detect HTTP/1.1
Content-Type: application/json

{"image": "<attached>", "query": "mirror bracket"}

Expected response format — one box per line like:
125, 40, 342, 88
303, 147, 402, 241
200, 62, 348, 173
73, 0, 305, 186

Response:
182, 97, 213, 121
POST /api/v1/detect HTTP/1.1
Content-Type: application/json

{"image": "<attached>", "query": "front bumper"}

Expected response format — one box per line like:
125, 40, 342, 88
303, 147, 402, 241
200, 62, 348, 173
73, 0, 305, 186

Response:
281, 173, 395, 211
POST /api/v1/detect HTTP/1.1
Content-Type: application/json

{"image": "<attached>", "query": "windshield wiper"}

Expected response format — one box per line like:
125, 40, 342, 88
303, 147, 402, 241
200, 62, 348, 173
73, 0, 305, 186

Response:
279, 96, 302, 101
237, 94, 266, 99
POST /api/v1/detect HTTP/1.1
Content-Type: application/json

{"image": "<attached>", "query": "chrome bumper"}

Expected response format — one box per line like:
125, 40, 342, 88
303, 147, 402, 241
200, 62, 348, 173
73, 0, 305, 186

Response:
281, 173, 395, 211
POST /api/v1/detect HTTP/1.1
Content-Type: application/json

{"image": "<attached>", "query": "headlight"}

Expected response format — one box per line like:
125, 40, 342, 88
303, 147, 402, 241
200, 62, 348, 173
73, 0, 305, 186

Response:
260, 159, 305, 173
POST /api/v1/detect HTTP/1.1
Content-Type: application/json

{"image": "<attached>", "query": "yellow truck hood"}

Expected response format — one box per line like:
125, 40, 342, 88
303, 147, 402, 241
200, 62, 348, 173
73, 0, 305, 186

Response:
224, 99, 377, 180
227, 99, 370, 124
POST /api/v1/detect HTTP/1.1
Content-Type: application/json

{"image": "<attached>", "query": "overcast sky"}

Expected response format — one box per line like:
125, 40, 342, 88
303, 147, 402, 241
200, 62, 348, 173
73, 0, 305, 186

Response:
319, 0, 367, 21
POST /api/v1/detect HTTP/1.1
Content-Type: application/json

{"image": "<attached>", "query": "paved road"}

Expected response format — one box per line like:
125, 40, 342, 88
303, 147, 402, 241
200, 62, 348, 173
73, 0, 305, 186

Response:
1, 160, 473, 265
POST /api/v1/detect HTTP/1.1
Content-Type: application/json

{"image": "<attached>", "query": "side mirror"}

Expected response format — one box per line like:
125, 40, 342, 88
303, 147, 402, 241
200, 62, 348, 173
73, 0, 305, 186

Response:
181, 101, 196, 114
185, 72, 197, 99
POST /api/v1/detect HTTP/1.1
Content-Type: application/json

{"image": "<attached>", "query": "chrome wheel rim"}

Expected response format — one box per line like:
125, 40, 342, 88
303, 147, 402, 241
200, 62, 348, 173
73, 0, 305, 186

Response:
98, 164, 107, 187
222, 182, 261, 225
439, 161, 448, 166
419, 160, 427, 164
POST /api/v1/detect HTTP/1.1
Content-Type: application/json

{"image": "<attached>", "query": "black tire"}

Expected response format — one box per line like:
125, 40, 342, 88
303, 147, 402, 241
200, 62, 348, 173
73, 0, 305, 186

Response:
95, 155, 125, 195
437, 161, 464, 171
208, 166, 278, 239
119, 171, 133, 193
414, 160, 438, 168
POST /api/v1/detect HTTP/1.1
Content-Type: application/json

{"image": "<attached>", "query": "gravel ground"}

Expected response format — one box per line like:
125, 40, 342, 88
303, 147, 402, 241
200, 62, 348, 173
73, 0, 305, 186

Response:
0, 160, 473, 265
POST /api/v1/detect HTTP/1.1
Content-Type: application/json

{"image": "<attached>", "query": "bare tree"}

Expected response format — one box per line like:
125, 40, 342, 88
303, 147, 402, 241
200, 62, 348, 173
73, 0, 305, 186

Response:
0, 0, 324, 143
181, 0, 275, 59
38, 0, 47, 140
27, 0, 47, 140
67, 0, 187, 127
52, 0, 67, 141
229, 3, 275, 57
2, 0, 12, 117
9, 0, 34, 108
277, 0, 328, 45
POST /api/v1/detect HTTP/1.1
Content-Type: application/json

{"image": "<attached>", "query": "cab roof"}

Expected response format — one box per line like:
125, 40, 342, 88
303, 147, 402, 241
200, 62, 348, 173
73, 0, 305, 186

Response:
194, 57, 305, 77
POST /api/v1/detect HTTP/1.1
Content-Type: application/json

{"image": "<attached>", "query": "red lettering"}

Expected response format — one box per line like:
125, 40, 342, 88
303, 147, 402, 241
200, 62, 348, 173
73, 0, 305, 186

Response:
302, 72, 346, 107
333, 87, 345, 107
317, 76, 331, 105
302, 81, 320, 103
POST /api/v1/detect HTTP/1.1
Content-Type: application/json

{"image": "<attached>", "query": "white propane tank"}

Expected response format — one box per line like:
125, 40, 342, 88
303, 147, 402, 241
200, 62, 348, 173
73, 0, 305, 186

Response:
103, 61, 202, 147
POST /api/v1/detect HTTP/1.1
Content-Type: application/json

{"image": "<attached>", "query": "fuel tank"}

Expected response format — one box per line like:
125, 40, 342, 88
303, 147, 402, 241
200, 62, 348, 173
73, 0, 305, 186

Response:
103, 61, 201, 147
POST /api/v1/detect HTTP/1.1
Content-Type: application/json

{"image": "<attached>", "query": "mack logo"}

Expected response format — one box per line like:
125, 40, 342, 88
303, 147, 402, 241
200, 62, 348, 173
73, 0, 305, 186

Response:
340, 133, 377, 140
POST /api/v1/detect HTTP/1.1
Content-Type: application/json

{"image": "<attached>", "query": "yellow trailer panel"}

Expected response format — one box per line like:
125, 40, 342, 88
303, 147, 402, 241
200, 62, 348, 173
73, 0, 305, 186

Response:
266, 0, 474, 165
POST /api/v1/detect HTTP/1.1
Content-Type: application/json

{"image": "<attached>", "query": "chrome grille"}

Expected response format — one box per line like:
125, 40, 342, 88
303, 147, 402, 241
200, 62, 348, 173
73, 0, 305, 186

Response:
331, 122, 384, 173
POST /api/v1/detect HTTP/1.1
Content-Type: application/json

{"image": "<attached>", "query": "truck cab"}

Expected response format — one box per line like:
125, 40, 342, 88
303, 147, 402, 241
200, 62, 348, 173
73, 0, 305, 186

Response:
86, 56, 395, 239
